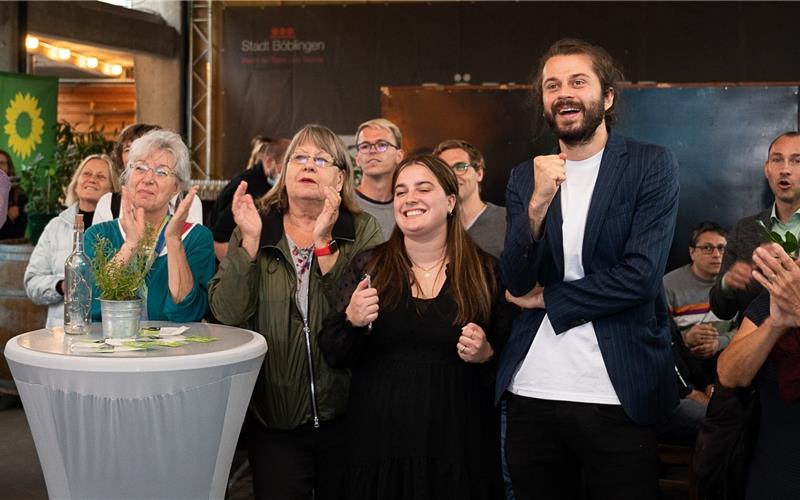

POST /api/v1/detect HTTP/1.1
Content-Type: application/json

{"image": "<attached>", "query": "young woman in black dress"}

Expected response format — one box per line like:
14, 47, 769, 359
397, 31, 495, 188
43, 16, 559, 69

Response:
320, 154, 515, 500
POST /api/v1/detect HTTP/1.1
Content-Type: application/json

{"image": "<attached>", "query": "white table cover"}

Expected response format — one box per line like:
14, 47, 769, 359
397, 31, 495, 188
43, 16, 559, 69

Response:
4, 322, 267, 500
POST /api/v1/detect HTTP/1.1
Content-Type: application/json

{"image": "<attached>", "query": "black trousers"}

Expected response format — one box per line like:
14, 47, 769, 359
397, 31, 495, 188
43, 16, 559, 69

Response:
505, 393, 658, 500
245, 413, 346, 500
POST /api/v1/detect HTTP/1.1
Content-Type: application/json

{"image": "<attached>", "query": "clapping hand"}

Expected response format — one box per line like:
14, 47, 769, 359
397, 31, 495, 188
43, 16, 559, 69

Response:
231, 181, 261, 259
345, 277, 379, 328
165, 186, 198, 241
119, 186, 146, 246
752, 243, 800, 327
313, 186, 341, 246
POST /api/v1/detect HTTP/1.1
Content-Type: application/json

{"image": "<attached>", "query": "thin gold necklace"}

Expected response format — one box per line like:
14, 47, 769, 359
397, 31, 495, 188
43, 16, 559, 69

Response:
410, 256, 445, 278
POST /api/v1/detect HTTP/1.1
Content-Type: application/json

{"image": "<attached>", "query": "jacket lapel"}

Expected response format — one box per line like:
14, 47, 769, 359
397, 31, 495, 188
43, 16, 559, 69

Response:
582, 133, 627, 265
546, 187, 565, 279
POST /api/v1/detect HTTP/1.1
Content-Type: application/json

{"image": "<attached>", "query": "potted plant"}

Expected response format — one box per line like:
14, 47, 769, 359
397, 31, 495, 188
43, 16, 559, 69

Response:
91, 226, 154, 339
17, 121, 114, 243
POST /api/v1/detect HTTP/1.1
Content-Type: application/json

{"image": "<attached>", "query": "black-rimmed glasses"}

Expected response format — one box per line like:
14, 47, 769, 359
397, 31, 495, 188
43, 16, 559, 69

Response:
356, 140, 398, 154
691, 244, 726, 255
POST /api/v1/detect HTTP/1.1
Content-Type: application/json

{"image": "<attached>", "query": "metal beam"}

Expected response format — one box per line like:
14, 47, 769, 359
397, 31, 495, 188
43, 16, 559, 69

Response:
187, 0, 212, 180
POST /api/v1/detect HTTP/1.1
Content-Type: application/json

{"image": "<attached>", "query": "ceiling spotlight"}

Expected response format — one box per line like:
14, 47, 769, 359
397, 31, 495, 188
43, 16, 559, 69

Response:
110, 64, 123, 76
86, 57, 98, 69
58, 48, 71, 60
25, 36, 39, 50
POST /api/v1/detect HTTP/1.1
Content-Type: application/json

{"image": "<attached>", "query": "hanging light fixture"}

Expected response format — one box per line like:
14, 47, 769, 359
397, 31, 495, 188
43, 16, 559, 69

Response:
26, 34, 130, 78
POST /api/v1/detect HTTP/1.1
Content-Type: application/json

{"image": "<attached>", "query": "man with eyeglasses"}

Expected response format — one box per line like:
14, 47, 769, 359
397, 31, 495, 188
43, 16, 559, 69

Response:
434, 139, 506, 259
664, 221, 735, 359
711, 131, 800, 324
658, 222, 735, 444
353, 118, 404, 240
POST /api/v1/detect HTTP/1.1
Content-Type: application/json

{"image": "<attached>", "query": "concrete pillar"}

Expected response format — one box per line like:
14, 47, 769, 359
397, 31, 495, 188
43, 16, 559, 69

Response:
133, 55, 182, 133
0, 2, 20, 73
132, 0, 183, 134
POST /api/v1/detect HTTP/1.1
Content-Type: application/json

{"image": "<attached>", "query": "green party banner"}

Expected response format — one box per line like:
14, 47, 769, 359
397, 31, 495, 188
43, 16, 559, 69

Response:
0, 72, 57, 168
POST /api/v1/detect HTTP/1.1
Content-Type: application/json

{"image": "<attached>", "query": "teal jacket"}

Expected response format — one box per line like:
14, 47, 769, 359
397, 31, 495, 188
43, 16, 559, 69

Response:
209, 207, 382, 430
85, 220, 214, 322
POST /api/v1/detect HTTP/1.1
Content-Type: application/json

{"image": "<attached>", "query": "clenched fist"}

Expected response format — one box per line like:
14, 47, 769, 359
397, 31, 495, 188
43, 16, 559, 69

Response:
528, 153, 567, 239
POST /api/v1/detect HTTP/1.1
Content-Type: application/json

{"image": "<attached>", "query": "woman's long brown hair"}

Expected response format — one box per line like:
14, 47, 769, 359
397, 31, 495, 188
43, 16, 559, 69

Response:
366, 154, 495, 325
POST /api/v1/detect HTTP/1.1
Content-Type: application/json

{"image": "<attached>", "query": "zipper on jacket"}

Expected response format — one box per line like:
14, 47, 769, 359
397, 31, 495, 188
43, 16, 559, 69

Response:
302, 317, 321, 428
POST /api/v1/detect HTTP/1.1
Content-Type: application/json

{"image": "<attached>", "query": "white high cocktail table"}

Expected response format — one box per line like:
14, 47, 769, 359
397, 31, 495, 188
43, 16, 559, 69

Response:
4, 322, 267, 500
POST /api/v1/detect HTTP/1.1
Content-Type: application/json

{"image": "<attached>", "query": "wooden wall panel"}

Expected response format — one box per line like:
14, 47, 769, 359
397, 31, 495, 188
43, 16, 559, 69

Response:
57, 83, 136, 139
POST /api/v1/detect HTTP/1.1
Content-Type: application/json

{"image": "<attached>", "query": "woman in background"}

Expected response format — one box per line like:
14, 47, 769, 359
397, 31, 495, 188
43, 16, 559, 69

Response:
24, 154, 118, 327
0, 149, 28, 239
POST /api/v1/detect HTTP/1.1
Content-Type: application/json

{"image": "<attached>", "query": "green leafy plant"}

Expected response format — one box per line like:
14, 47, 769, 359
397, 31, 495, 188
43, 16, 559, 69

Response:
91, 225, 156, 301
756, 220, 799, 257
18, 121, 115, 215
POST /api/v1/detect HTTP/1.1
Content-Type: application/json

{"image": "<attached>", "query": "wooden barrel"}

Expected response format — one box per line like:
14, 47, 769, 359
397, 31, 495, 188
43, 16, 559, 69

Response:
0, 240, 48, 393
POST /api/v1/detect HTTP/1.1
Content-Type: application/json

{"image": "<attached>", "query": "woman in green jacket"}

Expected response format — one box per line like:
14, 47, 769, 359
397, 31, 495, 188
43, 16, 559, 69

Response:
209, 124, 382, 500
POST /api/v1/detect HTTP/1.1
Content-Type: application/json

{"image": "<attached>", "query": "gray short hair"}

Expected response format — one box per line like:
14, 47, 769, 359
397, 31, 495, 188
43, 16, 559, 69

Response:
123, 130, 191, 192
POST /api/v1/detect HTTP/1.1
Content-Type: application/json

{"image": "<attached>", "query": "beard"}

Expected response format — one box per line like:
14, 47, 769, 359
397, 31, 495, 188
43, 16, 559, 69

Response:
544, 96, 607, 146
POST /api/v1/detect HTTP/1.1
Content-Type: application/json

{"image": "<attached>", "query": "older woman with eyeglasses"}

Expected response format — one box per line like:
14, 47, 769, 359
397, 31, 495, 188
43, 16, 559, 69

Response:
209, 124, 382, 500
24, 154, 119, 327
84, 130, 214, 322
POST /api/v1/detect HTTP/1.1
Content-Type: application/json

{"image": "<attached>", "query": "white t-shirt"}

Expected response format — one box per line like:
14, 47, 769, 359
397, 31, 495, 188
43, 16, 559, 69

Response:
509, 148, 620, 405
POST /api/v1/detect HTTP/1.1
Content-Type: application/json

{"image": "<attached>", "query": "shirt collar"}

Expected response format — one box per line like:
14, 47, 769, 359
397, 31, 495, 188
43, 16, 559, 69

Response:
769, 203, 800, 226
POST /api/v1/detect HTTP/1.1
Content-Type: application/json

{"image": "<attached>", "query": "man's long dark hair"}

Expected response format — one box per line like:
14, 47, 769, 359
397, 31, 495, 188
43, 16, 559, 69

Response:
530, 38, 625, 128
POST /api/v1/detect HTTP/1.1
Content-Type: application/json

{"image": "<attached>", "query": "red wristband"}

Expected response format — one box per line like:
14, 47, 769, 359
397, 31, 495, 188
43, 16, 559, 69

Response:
313, 239, 338, 257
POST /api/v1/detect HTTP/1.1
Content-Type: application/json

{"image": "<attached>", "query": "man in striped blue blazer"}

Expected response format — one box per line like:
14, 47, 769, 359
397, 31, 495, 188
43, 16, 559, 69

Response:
498, 38, 680, 499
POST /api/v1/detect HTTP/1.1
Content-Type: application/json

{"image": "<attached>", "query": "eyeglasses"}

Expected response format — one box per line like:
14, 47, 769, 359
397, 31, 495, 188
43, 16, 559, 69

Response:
290, 153, 339, 169
356, 141, 398, 154
449, 162, 475, 173
131, 162, 175, 179
692, 244, 726, 255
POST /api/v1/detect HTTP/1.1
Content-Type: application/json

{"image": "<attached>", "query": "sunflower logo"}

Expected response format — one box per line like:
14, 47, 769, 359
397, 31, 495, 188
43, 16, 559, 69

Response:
4, 92, 45, 160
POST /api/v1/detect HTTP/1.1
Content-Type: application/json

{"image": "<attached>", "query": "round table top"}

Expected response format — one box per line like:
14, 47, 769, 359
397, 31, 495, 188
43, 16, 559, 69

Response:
4, 322, 267, 372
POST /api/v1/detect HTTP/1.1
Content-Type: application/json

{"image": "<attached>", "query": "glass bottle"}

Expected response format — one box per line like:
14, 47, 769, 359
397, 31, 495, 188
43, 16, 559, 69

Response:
64, 213, 93, 335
